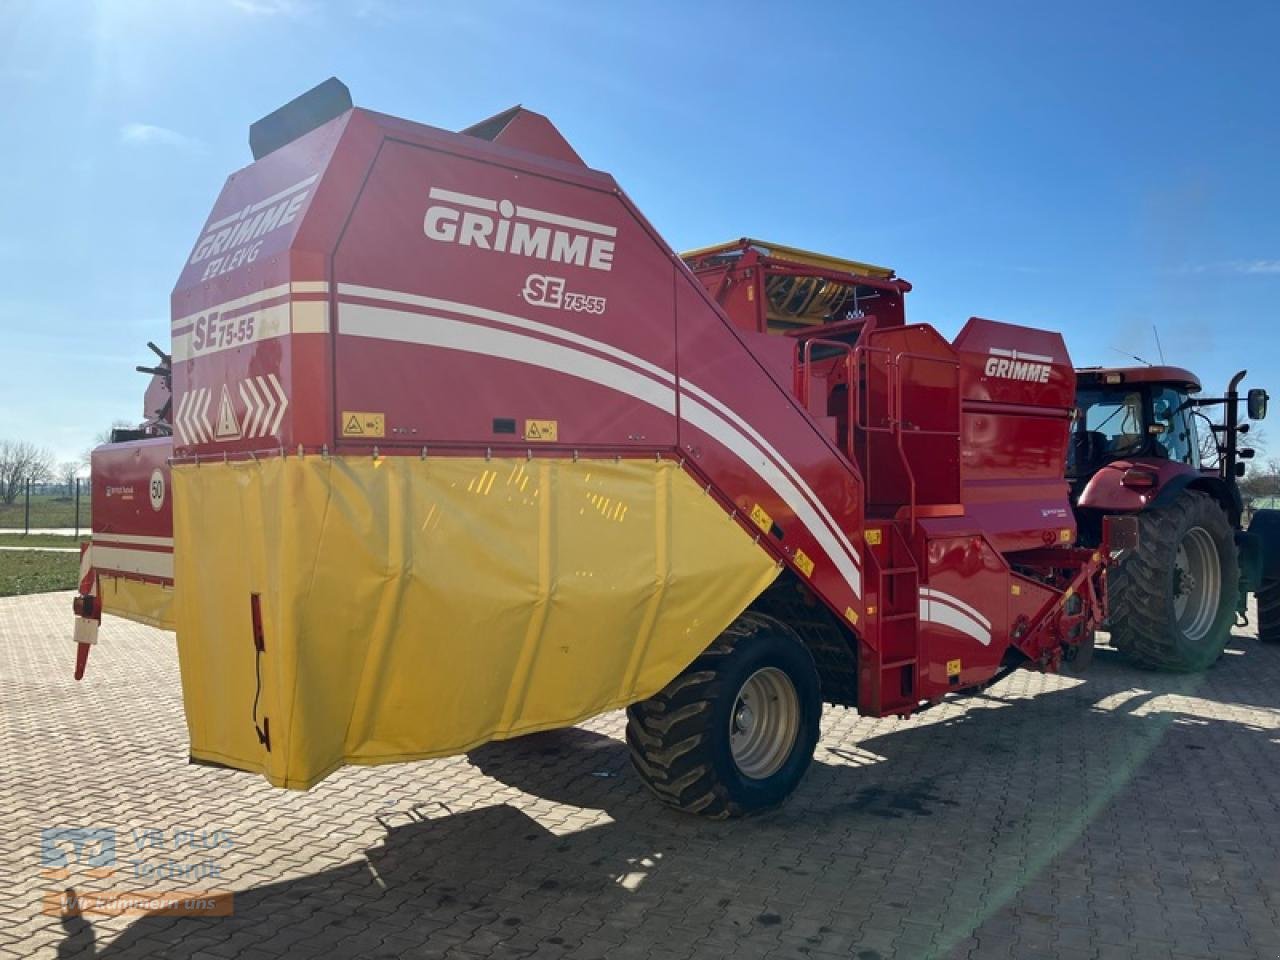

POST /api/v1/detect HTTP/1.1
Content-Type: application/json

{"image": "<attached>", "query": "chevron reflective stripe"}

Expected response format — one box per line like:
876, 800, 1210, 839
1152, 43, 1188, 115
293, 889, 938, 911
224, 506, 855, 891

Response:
238, 374, 289, 439
174, 388, 213, 445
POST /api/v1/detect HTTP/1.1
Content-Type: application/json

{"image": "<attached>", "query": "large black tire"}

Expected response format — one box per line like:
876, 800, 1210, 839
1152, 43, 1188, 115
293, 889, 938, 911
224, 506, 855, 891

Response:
1109, 490, 1239, 671
625, 612, 821, 818
1258, 581, 1280, 643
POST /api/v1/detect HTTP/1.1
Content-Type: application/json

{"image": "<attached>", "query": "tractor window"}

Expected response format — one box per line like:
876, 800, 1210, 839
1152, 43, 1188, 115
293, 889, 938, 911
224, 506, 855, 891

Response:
1069, 389, 1145, 472
1151, 387, 1199, 467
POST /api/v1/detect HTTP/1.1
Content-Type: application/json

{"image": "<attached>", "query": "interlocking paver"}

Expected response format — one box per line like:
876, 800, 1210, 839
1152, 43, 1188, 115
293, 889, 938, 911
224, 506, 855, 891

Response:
3, 591, 1280, 959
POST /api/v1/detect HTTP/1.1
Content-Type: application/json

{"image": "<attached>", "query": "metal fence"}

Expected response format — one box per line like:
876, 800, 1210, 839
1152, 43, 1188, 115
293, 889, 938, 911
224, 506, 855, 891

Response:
0, 478, 88, 535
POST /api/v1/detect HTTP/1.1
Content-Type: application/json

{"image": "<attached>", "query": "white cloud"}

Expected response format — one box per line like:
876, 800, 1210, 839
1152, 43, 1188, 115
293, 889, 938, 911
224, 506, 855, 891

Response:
119, 123, 204, 153
353, 0, 407, 20
228, 0, 309, 15
1171, 259, 1280, 276
1231, 260, 1280, 275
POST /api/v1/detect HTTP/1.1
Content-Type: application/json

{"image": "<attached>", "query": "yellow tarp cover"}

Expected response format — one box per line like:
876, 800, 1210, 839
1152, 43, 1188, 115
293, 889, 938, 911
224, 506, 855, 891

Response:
172, 455, 778, 789
100, 574, 175, 631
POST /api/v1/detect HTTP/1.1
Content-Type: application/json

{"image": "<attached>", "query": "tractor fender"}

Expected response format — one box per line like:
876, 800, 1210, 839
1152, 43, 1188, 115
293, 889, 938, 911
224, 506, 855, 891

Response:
1075, 462, 1150, 513
1149, 472, 1241, 527
1076, 460, 1225, 515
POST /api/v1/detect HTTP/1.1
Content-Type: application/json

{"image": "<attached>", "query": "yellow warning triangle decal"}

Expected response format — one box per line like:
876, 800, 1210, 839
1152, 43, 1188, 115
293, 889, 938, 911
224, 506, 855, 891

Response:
344, 415, 363, 435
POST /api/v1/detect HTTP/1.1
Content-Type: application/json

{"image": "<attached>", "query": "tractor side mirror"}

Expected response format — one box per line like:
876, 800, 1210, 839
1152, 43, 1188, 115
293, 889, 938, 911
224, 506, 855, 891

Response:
1248, 388, 1268, 420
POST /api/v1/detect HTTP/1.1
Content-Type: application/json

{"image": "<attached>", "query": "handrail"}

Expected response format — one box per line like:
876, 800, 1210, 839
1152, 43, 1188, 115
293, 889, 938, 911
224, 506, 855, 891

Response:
890, 351, 962, 434
795, 340, 960, 531
890, 350, 962, 529
799, 338, 856, 455
889, 356, 916, 529
851, 345, 894, 433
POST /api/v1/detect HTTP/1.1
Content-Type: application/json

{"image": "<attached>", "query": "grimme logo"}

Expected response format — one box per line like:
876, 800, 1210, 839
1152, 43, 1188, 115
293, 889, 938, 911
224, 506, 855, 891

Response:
423, 186, 617, 271
188, 174, 317, 281
985, 347, 1053, 384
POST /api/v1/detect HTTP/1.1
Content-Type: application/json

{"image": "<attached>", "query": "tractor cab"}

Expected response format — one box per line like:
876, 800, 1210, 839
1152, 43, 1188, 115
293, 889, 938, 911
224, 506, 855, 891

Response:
1071, 365, 1269, 508
1068, 367, 1204, 494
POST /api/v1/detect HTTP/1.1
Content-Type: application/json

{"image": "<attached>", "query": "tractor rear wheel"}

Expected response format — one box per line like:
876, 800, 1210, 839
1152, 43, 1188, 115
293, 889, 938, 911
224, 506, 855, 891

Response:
1258, 581, 1280, 643
1108, 490, 1238, 671
625, 612, 821, 818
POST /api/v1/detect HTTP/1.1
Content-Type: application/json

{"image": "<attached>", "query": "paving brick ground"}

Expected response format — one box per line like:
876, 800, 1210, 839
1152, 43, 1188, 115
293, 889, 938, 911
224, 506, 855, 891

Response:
2, 590, 1279, 959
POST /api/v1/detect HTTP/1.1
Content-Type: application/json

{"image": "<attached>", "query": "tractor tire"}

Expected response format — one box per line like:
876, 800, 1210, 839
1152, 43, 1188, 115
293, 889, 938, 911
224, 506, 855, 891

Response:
625, 612, 821, 818
1108, 490, 1238, 671
1258, 581, 1280, 643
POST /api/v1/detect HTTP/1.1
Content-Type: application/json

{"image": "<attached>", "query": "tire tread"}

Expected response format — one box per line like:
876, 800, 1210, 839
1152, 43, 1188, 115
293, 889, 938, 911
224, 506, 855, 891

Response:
1109, 490, 1238, 671
625, 612, 813, 818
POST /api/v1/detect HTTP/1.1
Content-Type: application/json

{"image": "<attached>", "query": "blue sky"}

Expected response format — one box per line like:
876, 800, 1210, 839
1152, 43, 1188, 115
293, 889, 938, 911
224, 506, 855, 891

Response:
2, 0, 1277, 465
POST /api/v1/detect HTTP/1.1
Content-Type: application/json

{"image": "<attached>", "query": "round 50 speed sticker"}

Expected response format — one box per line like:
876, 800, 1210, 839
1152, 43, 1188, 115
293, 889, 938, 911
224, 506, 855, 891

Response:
149, 469, 166, 512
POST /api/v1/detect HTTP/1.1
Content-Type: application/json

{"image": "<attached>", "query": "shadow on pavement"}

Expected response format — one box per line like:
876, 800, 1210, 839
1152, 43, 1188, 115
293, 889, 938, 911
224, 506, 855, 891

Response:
82, 632, 1280, 960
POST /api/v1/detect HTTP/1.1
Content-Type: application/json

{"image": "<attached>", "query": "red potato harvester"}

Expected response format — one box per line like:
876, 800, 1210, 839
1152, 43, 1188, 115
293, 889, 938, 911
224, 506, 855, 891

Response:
76, 78, 1147, 817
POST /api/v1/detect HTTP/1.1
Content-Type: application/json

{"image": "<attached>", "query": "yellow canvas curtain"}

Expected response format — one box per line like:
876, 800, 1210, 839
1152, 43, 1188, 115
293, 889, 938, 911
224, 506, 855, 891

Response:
171, 455, 778, 789
99, 574, 175, 631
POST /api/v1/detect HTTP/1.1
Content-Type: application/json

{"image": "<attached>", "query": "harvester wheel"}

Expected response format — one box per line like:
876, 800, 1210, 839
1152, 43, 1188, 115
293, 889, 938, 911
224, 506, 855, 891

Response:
1258, 581, 1280, 643
625, 612, 821, 818
1108, 490, 1238, 671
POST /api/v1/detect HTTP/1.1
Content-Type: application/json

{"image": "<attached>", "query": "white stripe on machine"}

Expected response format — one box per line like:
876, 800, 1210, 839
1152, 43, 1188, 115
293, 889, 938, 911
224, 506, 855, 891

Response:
919, 588, 992, 645
338, 303, 677, 414
93, 534, 174, 548
680, 395, 862, 596
172, 281, 327, 331
987, 346, 1053, 364
336, 285, 862, 579
919, 586, 991, 629
337, 299, 863, 597
92, 546, 174, 581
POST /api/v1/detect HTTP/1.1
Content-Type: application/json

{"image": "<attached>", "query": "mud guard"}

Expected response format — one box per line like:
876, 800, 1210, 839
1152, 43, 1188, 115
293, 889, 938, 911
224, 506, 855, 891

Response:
1245, 508, 1280, 588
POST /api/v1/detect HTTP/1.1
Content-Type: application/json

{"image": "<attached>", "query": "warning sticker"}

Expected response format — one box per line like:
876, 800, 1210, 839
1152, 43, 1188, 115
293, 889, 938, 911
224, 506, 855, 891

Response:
793, 548, 814, 578
748, 503, 772, 534
946, 658, 962, 678
215, 384, 241, 441
524, 419, 558, 442
341, 411, 385, 438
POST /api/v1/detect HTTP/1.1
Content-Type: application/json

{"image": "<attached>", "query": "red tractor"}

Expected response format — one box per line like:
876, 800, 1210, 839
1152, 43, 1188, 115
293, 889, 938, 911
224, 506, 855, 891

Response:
1068, 366, 1276, 669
